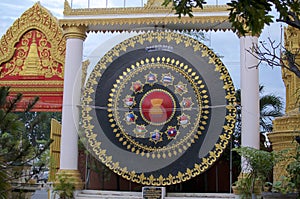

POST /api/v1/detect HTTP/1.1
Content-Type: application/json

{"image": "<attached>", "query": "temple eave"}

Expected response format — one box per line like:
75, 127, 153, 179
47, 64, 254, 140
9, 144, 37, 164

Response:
63, 2, 230, 16
59, 16, 233, 32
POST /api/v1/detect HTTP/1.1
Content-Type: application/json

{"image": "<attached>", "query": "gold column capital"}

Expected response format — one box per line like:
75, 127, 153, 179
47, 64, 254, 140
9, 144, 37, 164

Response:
237, 31, 260, 38
236, 28, 261, 38
63, 25, 87, 40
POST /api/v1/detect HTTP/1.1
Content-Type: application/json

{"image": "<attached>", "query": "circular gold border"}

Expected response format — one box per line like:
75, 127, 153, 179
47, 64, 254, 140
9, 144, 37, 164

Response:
81, 31, 236, 186
109, 59, 206, 157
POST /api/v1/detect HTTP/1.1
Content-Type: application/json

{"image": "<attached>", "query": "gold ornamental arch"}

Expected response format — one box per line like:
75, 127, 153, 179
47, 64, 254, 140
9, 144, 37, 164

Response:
0, 2, 65, 112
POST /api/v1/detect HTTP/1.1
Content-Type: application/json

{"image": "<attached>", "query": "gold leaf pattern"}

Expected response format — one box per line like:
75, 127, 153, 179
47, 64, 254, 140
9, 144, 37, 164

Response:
81, 31, 236, 186
0, 3, 65, 66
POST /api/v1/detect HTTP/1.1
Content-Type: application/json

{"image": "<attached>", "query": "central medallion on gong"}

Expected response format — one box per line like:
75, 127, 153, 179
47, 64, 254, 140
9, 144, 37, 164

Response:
140, 89, 176, 125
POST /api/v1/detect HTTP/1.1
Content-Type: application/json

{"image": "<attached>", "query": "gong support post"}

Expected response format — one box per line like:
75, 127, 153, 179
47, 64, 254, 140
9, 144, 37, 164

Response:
58, 25, 87, 189
240, 35, 260, 171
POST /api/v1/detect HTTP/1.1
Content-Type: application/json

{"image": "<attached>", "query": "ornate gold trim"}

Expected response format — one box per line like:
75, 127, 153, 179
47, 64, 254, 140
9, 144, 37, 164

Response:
63, 0, 229, 16
61, 0, 231, 32
284, 26, 300, 53
7, 88, 63, 92
268, 131, 300, 182
59, 16, 230, 32
0, 2, 65, 65
63, 25, 87, 40
0, 80, 64, 86
81, 31, 236, 186
273, 115, 300, 133
82, 59, 90, 89
282, 26, 300, 114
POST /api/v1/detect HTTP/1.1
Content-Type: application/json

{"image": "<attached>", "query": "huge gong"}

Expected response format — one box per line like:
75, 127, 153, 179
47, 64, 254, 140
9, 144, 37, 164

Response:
81, 31, 236, 186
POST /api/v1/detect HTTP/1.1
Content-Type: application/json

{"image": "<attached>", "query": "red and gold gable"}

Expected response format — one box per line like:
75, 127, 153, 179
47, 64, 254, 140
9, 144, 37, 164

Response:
0, 3, 65, 112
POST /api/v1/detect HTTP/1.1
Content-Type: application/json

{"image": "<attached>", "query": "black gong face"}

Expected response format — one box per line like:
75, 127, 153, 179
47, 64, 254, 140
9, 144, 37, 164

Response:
81, 32, 236, 186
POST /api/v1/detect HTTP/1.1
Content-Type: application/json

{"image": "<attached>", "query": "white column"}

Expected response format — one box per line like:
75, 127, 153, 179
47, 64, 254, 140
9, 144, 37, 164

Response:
58, 25, 86, 188
240, 35, 260, 150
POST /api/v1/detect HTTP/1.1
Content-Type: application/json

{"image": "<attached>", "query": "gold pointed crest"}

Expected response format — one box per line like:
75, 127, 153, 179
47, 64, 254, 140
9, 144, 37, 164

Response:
0, 2, 65, 66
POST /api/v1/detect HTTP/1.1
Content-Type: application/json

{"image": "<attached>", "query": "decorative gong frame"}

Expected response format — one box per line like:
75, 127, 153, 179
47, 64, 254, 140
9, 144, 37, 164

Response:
81, 31, 236, 186
0, 0, 262, 190
57, 0, 260, 190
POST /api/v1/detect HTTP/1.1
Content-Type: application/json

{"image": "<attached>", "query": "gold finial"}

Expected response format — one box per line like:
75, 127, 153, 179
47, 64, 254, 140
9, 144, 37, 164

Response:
63, 0, 72, 15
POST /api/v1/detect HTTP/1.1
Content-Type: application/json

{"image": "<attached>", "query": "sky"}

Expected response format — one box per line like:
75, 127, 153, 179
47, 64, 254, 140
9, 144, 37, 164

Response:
0, 0, 286, 104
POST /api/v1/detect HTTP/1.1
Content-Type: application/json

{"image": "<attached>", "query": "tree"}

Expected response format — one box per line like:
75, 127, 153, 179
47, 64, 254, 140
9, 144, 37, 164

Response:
163, 0, 300, 36
251, 38, 300, 78
234, 85, 284, 147
17, 111, 61, 147
227, 0, 300, 36
260, 88, 283, 132
0, 158, 9, 199
162, 0, 300, 78
0, 87, 51, 198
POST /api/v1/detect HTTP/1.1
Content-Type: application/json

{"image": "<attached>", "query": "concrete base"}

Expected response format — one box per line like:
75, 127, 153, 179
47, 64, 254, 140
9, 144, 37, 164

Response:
75, 190, 235, 199
55, 169, 84, 190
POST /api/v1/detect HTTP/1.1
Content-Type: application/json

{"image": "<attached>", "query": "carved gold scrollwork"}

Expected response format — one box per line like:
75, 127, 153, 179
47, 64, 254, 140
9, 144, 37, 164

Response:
60, 1, 231, 33
1, 30, 63, 79
0, 2, 65, 68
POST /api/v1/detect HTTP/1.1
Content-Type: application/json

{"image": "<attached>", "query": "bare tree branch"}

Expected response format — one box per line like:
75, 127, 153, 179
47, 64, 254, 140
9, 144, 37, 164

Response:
276, 11, 300, 30
247, 38, 300, 78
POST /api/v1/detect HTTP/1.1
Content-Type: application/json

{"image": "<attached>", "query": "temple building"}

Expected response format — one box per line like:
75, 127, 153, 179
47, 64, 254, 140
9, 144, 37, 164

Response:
0, 0, 299, 198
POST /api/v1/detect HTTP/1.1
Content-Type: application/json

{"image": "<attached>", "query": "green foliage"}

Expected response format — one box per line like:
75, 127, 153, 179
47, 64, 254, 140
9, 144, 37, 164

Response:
0, 86, 53, 197
0, 159, 10, 199
233, 176, 253, 199
163, 0, 300, 36
234, 144, 300, 197
234, 85, 284, 147
53, 175, 75, 199
271, 176, 296, 194
232, 146, 281, 196
268, 141, 300, 195
17, 112, 61, 147
36, 149, 50, 168
162, 0, 300, 79
0, 87, 28, 165
233, 147, 276, 181
227, 0, 273, 36
162, 0, 206, 17
259, 87, 284, 132
286, 143, 300, 192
